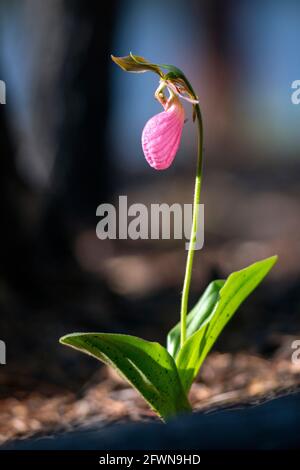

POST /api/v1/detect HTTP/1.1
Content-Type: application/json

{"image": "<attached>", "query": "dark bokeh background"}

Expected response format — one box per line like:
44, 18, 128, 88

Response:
0, 0, 300, 393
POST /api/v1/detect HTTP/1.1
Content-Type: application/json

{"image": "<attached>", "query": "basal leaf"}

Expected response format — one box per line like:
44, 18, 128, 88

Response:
176, 256, 278, 393
167, 280, 225, 359
60, 333, 191, 420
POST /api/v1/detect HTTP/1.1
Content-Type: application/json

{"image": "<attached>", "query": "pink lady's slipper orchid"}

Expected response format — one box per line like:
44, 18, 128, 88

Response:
142, 90, 185, 170
110, 54, 199, 171
60, 54, 278, 423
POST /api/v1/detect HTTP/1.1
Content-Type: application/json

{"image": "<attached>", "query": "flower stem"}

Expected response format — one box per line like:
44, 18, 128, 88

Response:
180, 104, 204, 348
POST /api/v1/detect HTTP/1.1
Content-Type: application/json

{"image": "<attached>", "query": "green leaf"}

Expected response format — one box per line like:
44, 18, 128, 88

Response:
167, 280, 225, 359
60, 333, 191, 420
111, 53, 163, 76
176, 256, 278, 393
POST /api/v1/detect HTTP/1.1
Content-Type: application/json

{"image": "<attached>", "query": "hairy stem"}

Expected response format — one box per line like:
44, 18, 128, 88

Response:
180, 104, 204, 348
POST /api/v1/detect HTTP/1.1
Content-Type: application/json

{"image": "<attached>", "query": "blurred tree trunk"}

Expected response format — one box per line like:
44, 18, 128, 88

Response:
0, 0, 117, 289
